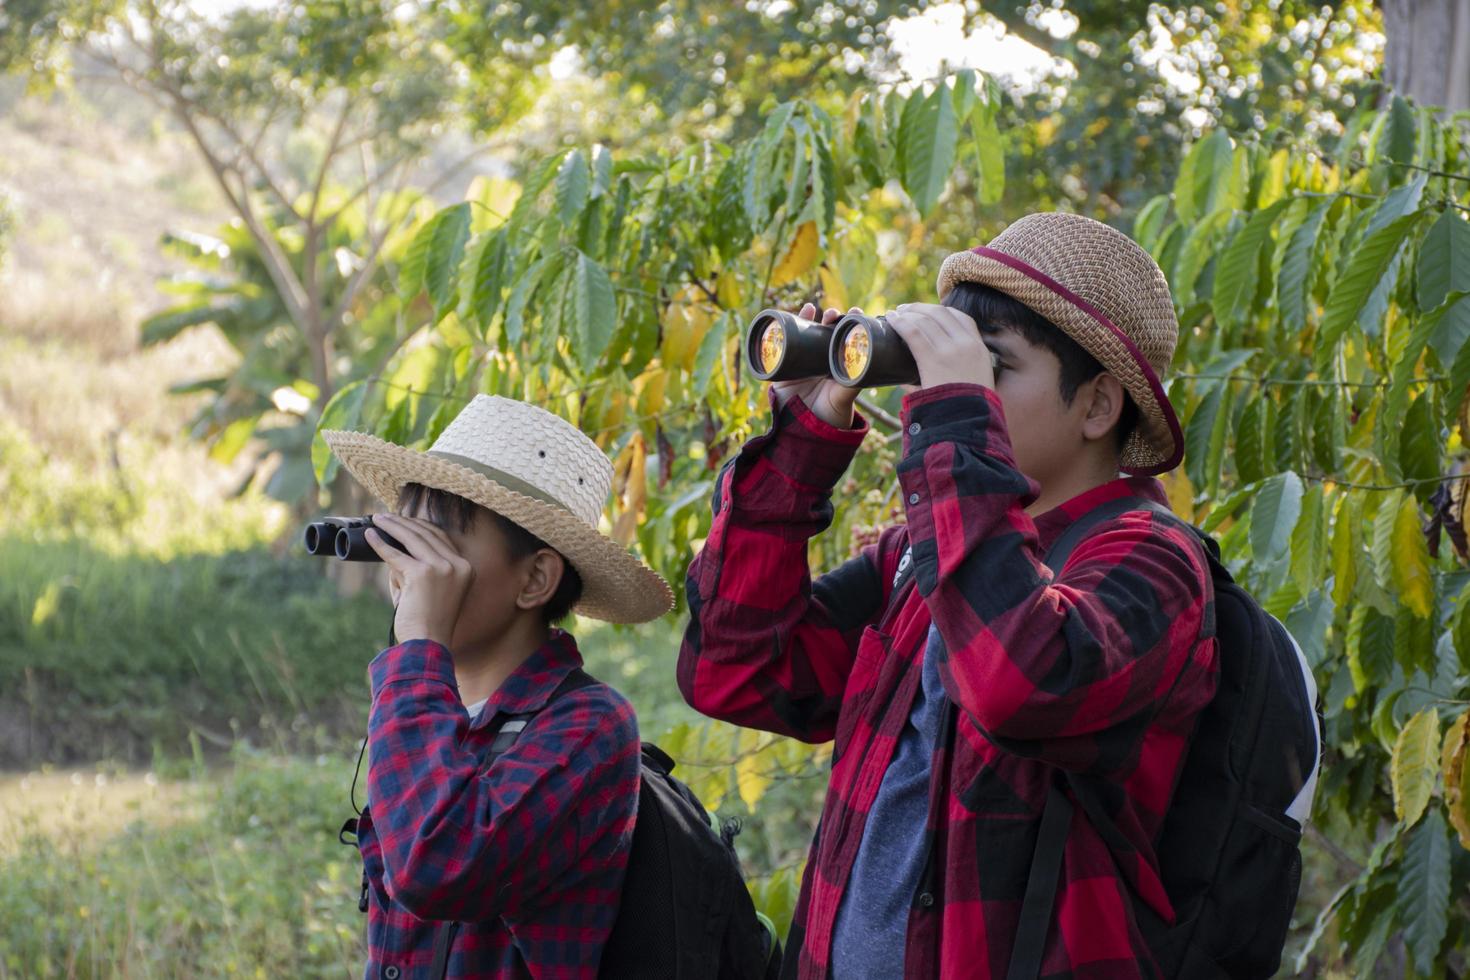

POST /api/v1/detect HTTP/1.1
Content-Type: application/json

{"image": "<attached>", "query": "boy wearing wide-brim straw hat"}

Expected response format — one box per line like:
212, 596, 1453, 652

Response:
322, 394, 672, 977
679, 212, 1218, 979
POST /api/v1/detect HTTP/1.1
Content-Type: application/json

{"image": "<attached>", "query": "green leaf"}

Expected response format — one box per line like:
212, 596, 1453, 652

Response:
1371, 489, 1406, 595
503, 251, 551, 350
140, 303, 223, 346
1390, 493, 1435, 618
1290, 484, 1328, 598
810, 128, 837, 232
1377, 94, 1417, 166
1398, 809, 1451, 971
1173, 130, 1232, 223
1213, 201, 1288, 332
1277, 200, 1331, 335
466, 232, 509, 339
1310, 387, 1346, 476
424, 203, 471, 320
1184, 386, 1223, 492
1235, 395, 1272, 485
1317, 211, 1425, 361
968, 99, 1004, 206
566, 251, 617, 375
897, 82, 959, 217
590, 144, 613, 200
1172, 210, 1233, 308
1132, 195, 1171, 252
1418, 209, 1470, 311
311, 379, 369, 486
1331, 492, 1360, 607
1400, 391, 1441, 495
1427, 293, 1470, 368
556, 149, 591, 225
1251, 471, 1304, 561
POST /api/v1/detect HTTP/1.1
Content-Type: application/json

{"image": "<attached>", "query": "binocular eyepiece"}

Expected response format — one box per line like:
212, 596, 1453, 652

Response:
745, 309, 920, 388
303, 516, 406, 562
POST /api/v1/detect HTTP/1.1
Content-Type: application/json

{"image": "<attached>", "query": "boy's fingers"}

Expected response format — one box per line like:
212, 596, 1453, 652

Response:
372, 514, 451, 565
366, 529, 414, 571
386, 513, 458, 554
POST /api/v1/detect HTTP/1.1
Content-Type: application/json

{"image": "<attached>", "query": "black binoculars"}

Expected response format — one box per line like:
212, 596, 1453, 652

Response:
303, 516, 406, 562
745, 309, 920, 388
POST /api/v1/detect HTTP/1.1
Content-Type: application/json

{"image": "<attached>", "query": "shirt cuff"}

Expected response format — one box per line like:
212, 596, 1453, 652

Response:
369, 639, 458, 698
755, 387, 870, 492
900, 383, 1017, 470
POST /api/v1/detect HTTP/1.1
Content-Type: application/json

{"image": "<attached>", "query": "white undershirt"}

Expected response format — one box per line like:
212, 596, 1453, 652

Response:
464, 697, 487, 720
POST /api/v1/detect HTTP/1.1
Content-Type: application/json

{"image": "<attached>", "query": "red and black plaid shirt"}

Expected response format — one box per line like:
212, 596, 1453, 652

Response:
679, 384, 1217, 979
357, 632, 639, 978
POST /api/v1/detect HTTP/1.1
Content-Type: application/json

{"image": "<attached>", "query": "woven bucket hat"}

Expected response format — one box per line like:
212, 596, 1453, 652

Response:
935, 212, 1184, 475
322, 395, 674, 624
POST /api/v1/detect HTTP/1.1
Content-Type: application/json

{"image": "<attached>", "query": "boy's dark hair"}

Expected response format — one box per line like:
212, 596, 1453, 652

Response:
396, 482, 584, 624
941, 281, 1139, 451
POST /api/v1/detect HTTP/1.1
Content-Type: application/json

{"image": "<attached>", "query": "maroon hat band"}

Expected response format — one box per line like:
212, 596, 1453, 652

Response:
970, 245, 1184, 474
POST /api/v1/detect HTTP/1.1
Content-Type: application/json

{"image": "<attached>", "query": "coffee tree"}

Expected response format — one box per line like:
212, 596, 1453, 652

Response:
1136, 97, 1470, 975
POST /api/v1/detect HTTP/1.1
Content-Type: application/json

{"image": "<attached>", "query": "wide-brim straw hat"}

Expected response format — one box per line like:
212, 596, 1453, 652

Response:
935, 212, 1184, 475
323, 394, 673, 624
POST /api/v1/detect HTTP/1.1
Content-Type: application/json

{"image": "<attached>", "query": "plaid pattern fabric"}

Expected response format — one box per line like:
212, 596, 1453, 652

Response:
357, 632, 639, 979
679, 384, 1217, 979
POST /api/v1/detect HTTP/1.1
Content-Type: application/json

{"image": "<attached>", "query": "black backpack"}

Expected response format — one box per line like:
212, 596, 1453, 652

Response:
1006, 497, 1322, 980
419, 669, 781, 979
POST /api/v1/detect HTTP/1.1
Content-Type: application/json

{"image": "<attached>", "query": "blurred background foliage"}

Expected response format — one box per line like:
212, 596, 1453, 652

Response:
7, 1, 1470, 976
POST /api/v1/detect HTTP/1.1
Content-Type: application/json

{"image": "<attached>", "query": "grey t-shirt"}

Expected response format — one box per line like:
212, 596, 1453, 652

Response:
830, 625, 946, 978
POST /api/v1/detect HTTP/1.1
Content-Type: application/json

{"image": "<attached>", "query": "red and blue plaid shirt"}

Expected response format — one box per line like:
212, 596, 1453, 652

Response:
357, 631, 639, 979
679, 384, 1217, 979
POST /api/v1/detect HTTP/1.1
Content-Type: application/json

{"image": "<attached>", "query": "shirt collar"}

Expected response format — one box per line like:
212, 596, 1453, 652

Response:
1030, 475, 1170, 554
469, 628, 584, 728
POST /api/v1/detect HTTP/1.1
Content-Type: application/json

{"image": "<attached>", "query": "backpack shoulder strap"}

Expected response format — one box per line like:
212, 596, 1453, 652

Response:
484, 668, 597, 757
1008, 496, 1194, 980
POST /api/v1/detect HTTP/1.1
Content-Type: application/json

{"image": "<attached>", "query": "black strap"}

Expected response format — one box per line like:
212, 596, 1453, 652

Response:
1005, 496, 1174, 980
430, 920, 461, 979
427, 666, 598, 978
1006, 782, 1074, 980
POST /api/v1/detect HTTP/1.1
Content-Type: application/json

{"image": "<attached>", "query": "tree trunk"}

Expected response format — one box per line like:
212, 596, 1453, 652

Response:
1381, 0, 1470, 112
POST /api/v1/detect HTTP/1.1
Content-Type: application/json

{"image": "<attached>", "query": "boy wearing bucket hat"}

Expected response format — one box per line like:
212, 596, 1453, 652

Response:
679, 212, 1217, 979
322, 396, 672, 978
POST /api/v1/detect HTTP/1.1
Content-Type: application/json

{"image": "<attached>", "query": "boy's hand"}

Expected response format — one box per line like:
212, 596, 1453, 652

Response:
367, 513, 474, 649
886, 303, 995, 390
770, 302, 864, 429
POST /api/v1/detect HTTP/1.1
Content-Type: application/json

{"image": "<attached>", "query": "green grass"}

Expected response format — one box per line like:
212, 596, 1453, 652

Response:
0, 750, 364, 979
1, 536, 389, 766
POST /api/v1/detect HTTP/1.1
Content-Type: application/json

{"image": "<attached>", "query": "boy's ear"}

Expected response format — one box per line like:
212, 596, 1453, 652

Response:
1079, 372, 1126, 444
517, 550, 566, 612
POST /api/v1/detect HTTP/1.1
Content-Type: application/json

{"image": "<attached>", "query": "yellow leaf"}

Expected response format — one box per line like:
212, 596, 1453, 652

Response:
1394, 708, 1441, 826
1444, 711, 1470, 850
771, 220, 820, 287
635, 367, 668, 421
1391, 495, 1435, 618
736, 751, 772, 810
660, 285, 714, 372
716, 270, 743, 309
465, 175, 522, 228
818, 265, 849, 312
612, 436, 646, 547
1159, 467, 1195, 523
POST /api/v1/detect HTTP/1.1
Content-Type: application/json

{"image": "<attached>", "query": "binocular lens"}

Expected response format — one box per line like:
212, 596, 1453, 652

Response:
759, 322, 786, 375
302, 516, 405, 562
840, 325, 871, 381
744, 308, 919, 388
